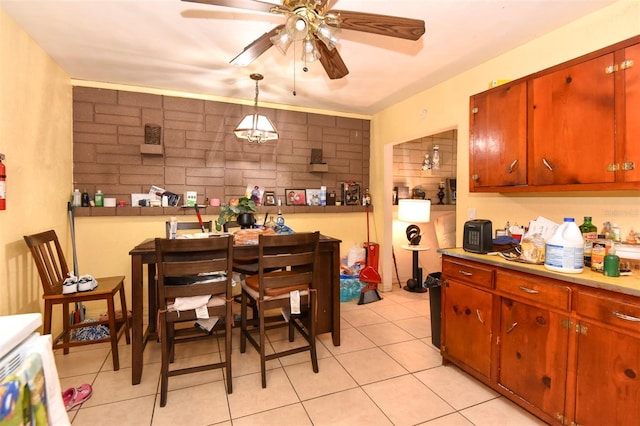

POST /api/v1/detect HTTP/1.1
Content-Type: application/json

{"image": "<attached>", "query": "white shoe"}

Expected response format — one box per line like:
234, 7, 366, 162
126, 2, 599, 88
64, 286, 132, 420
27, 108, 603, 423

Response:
78, 275, 98, 292
63, 277, 78, 294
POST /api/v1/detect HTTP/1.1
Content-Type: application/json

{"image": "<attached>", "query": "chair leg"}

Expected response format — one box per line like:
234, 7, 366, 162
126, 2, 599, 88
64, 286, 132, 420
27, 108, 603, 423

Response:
288, 318, 295, 342
62, 302, 70, 354
119, 285, 131, 344
160, 314, 169, 407
259, 303, 267, 388
106, 298, 120, 371
240, 291, 247, 353
225, 301, 233, 394
309, 292, 318, 374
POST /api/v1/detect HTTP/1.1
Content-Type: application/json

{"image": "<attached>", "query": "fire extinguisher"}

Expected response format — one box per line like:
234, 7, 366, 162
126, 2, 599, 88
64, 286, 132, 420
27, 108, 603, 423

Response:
0, 153, 6, 210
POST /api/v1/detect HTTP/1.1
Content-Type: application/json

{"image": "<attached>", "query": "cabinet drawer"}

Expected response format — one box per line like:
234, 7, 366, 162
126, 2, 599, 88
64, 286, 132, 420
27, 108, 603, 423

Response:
576, 291, 640, 335
496, 270, 571, 311
442, 257, 494, 289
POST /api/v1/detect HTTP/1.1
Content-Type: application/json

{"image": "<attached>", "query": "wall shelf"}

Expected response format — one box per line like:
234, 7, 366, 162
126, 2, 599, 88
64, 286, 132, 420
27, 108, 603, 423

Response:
72, 204, 374, 217
139, 144, 163, 155
308, 163, 328, 173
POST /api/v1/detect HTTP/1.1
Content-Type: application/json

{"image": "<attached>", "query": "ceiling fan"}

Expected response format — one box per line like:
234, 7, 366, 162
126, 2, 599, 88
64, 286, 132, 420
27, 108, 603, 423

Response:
182, 0, 426, 79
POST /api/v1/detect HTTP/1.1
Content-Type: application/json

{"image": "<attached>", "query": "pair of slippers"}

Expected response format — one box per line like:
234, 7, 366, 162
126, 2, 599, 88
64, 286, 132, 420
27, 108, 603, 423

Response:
62, 384, 92, 411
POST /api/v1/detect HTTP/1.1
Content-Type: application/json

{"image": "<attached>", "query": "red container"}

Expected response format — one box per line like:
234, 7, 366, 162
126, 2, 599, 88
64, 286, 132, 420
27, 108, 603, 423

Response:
365, 242, 379, 270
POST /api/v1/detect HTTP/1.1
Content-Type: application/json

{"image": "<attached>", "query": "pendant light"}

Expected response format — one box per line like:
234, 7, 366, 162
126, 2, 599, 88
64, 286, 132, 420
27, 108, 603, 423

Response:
234, 73, 278, 144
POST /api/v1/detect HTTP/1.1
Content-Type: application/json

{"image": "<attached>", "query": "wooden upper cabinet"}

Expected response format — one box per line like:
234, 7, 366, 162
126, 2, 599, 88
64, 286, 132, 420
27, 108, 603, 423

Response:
529, 53, 616, 186
469, 34, 640, 192
621, 43, 640, 183
469, 82, 527, 190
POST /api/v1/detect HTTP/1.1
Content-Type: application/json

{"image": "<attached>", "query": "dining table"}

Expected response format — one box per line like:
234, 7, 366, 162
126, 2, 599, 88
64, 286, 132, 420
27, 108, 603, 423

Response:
128, 234, 342, 385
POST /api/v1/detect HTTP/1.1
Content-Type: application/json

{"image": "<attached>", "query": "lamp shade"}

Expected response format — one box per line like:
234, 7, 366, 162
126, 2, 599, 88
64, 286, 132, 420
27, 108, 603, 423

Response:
398, 199, 431, 223
234, 113, 278, 143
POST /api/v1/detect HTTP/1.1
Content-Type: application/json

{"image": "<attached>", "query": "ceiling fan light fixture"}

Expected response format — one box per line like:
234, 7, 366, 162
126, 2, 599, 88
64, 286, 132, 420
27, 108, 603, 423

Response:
301, 37, 321, 63
314, 21, 340, 51
285, 14, 309, 41
270, 29, 293, 55
234, 74, 278, 144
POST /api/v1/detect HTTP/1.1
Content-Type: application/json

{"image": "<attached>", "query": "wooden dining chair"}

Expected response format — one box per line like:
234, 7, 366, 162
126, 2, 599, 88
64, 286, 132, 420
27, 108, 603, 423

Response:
155, 236, 234, 406
240, 232, 320, 388
165, 220, 213, 238
23, 229, 130, 370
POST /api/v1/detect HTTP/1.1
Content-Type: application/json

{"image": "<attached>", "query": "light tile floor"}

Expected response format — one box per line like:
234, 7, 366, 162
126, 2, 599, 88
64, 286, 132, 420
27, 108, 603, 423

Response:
55, 288, 547, 425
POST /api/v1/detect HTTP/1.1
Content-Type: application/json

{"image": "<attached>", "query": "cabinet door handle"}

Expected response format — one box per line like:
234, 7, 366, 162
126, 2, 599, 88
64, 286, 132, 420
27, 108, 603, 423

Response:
506, 321, 518, 334
612, 311, 640, 322
476, 309, 485, 324
471, 174, 479, 182
519, 286, 539, 294
508, 159, 518, 173
542, 158, 554, 171
458, 270, 473, 276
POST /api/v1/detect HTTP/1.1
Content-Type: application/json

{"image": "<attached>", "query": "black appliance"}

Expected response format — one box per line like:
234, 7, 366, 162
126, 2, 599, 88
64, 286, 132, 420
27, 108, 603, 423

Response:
463, 219, 493, 254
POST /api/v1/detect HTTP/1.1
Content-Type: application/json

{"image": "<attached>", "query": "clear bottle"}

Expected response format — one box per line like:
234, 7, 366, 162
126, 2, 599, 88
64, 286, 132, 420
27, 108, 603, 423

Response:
276, 209, 285, 227
362, 188, 371, 206
579, 216, 598, 267
601, 221, 612, 239
94, 190, 104, 207
169, 216, 177, 239
72, 189, 81, 207
611, 223, 621, 242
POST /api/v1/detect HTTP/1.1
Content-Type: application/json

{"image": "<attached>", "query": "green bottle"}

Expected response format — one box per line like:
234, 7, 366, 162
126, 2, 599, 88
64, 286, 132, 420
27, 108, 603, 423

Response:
579, 216, 597, 267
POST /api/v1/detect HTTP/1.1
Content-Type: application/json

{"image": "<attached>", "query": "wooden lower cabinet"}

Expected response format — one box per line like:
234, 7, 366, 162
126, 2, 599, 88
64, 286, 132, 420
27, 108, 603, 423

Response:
499, 298, 569, 421
441, 254, 640, 425
442, 279, 493, 379
572, 289, 640, 425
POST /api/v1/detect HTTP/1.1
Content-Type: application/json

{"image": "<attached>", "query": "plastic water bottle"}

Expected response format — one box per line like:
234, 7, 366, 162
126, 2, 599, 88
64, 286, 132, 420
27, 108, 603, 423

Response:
545, 218, 584, 274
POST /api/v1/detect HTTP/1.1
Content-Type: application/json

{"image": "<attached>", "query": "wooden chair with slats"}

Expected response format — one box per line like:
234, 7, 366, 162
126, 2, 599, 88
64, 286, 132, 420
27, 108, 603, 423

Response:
240, 232, 320, 388
23, 229, 130, 370
155, 236, 234, 406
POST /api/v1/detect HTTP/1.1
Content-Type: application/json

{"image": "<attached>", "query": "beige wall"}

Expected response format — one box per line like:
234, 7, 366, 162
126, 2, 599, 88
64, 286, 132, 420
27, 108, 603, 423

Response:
372, 1, 640, 292
0, 8, 72, 316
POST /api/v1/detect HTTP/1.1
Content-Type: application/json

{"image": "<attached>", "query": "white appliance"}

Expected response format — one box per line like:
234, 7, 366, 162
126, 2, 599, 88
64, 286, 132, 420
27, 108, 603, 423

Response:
0, 313, 69, 425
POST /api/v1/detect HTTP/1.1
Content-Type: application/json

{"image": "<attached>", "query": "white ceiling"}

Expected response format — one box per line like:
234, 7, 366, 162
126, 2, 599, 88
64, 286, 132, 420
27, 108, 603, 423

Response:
2, 0, 615, 115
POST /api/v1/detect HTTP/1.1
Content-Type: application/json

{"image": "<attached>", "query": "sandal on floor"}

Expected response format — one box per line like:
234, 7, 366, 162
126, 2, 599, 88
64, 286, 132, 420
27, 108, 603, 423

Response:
62, 384, 93, 411
62, 387, 76, 410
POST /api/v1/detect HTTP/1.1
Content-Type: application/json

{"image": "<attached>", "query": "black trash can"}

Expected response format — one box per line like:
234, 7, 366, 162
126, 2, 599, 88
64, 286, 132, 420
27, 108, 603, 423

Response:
424, 272, 442, 348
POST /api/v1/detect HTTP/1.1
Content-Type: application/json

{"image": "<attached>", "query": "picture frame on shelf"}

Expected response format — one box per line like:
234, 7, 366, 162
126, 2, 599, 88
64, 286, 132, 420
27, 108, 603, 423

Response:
342, 181, 361, 206
285, 189, 306, 206
305, 189, 321, 206
263, 191, 276, 206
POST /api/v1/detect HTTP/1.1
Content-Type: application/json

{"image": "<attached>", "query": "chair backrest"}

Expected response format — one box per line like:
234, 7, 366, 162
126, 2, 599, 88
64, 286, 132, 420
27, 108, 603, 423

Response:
165, 220, 213, 238
23, 230, 70, 296
155, 236, 234, 303
256, 232, 320, 297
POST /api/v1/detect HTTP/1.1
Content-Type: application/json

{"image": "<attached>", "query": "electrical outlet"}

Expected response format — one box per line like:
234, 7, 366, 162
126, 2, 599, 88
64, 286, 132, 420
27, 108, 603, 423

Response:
468, 208, 477, 220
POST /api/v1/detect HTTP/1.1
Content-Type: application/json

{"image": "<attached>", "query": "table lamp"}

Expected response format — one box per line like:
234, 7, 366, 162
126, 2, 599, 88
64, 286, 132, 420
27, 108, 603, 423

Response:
398, 199, 431, 245
398, 198, 431, 292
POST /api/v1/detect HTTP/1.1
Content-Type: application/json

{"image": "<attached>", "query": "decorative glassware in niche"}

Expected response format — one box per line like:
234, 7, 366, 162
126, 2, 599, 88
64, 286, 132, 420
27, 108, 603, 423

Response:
432, 145, 440, 170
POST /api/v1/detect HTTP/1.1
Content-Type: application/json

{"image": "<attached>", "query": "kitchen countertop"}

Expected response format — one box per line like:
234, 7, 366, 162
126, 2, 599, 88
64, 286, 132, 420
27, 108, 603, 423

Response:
438, 248, 640, 298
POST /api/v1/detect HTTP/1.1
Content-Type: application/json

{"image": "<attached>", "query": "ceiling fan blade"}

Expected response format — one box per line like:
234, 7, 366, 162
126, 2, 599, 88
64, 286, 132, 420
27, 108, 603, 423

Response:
181, 0, 288, 15
316, 40, 349, 80
328, 10, 425, 41
230, 24, 284, 66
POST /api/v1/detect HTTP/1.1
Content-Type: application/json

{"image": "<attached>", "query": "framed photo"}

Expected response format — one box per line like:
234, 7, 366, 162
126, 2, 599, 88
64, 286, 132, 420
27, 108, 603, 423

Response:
247, 184, 264, 206
305, 189, 321, 206
263, 191, 276, 206
285, 189, 306, 206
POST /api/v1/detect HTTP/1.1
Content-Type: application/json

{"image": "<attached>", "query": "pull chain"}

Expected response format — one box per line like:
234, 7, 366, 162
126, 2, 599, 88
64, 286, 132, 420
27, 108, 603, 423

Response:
292, 42, 297, 96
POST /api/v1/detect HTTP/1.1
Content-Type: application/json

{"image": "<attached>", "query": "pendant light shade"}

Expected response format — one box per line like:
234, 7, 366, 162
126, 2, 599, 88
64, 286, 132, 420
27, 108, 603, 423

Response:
234, 74, 278, 144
